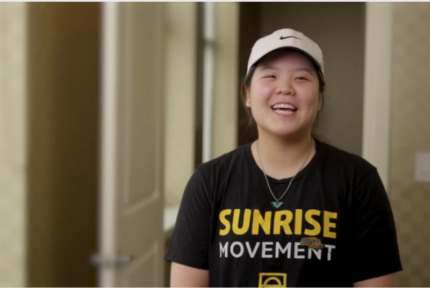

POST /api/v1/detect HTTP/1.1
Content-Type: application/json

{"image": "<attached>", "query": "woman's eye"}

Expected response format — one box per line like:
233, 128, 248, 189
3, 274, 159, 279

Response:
265, 75, 276, 79
296, 76, 308, 80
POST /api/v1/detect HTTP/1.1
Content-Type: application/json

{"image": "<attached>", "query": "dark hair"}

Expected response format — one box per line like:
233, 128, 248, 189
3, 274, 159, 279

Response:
239, 55, 330, 144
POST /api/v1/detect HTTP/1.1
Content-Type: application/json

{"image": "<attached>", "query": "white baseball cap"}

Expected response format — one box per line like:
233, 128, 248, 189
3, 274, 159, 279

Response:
247, 28, 324, 75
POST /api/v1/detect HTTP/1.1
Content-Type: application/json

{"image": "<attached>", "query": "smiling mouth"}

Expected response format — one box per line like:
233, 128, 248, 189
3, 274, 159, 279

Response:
271, 103, 297, 115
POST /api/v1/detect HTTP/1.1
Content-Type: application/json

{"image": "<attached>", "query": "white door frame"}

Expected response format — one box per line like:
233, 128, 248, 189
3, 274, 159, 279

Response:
98, 2, 119, 286
97, 3, 165, 286
362, 2, 393, 191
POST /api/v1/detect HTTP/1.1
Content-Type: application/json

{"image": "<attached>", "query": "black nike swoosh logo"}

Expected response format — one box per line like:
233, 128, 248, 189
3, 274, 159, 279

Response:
280, 36, 301, 40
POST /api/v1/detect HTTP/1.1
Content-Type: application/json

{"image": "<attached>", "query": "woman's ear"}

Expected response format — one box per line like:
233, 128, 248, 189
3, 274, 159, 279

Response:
245, 84, 251, 107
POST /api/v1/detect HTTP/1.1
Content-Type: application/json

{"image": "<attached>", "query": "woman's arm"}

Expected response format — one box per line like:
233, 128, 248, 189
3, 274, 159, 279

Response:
351, 169, 402, 282
354, 273, 395, 287
170, 262, 209, 287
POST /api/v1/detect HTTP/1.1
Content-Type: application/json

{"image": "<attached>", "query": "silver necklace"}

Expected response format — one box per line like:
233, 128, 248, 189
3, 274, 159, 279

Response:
256, 139, 313, 209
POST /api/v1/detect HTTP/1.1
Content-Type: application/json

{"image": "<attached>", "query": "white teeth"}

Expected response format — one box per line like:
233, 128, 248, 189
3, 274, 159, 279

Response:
274, 109, 295, 115
272, 103, 297, 109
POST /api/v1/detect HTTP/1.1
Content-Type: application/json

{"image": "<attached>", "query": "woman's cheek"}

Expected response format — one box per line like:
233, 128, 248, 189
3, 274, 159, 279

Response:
299, 88, 319, 107
255, 84, 273, 100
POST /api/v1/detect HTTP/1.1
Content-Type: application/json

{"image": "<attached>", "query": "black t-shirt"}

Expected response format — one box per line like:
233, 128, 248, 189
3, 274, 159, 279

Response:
165, 139, 402, 287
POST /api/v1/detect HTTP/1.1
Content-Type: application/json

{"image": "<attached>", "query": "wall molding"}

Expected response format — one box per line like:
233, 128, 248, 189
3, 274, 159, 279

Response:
0, 3, 27, 286
362, 2, 393, 191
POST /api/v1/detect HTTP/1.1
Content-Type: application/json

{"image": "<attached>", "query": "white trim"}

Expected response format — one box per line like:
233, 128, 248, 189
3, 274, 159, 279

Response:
0, 3, 27, 286
362, 2, 393, 191
98, 2, 118, 286
202, 2, 215, 162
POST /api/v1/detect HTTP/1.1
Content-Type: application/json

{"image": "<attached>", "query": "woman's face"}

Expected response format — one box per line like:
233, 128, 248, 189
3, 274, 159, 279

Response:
246, 50, 322, 139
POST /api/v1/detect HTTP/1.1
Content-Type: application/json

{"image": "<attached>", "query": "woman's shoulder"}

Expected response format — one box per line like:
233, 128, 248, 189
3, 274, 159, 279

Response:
195, 143, 251, 177
317, 140, 377, 177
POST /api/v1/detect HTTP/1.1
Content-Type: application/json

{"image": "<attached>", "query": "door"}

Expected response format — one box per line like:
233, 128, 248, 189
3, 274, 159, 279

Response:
97, 3, 165, 286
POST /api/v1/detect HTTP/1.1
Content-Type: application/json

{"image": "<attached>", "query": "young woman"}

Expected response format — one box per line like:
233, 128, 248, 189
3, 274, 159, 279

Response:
165, 28, 402, 287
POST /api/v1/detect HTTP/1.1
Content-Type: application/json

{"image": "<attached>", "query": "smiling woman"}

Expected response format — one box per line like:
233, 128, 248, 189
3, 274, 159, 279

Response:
165, 28, 402, 287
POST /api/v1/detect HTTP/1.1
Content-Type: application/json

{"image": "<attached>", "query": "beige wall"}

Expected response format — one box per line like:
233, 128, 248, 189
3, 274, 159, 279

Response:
163, 3, 197, 207
212, 3, 239, 159
164, 3, 239, 207
0, 3, 27, 286
257, 3, 365, 155
389, 3, 430, 286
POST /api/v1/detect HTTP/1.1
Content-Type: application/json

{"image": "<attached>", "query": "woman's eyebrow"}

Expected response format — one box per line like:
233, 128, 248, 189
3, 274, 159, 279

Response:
295, 67, 315, 74
259, 65, 280, 72
258, 66, 315, 74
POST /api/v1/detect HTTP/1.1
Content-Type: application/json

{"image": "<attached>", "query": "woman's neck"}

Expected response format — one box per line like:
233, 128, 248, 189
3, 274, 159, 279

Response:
251, 131, 316, 180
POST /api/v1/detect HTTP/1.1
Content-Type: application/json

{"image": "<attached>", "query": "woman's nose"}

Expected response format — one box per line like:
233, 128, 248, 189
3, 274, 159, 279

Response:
276, 82, 294, 95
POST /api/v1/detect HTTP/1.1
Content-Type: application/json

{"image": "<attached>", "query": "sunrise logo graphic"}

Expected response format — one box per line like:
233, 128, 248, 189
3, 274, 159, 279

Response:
258, 272, 287, 287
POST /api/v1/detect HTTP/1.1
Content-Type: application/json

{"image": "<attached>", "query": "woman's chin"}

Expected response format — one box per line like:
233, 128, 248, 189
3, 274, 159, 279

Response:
257, 121, 310, 139
268, 126, 309, 139
268, 128, 299, 138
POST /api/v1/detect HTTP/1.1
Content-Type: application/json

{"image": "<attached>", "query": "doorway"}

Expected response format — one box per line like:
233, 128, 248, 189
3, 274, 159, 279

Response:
238, 3, 365, 157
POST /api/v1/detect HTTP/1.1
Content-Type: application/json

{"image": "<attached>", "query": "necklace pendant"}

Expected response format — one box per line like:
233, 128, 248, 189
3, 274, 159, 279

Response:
271, 201, 283, 208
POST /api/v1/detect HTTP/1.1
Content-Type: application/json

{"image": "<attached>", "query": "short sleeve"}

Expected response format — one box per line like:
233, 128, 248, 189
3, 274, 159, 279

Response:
164, 166, 212, 270
351, 168, 403, 283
